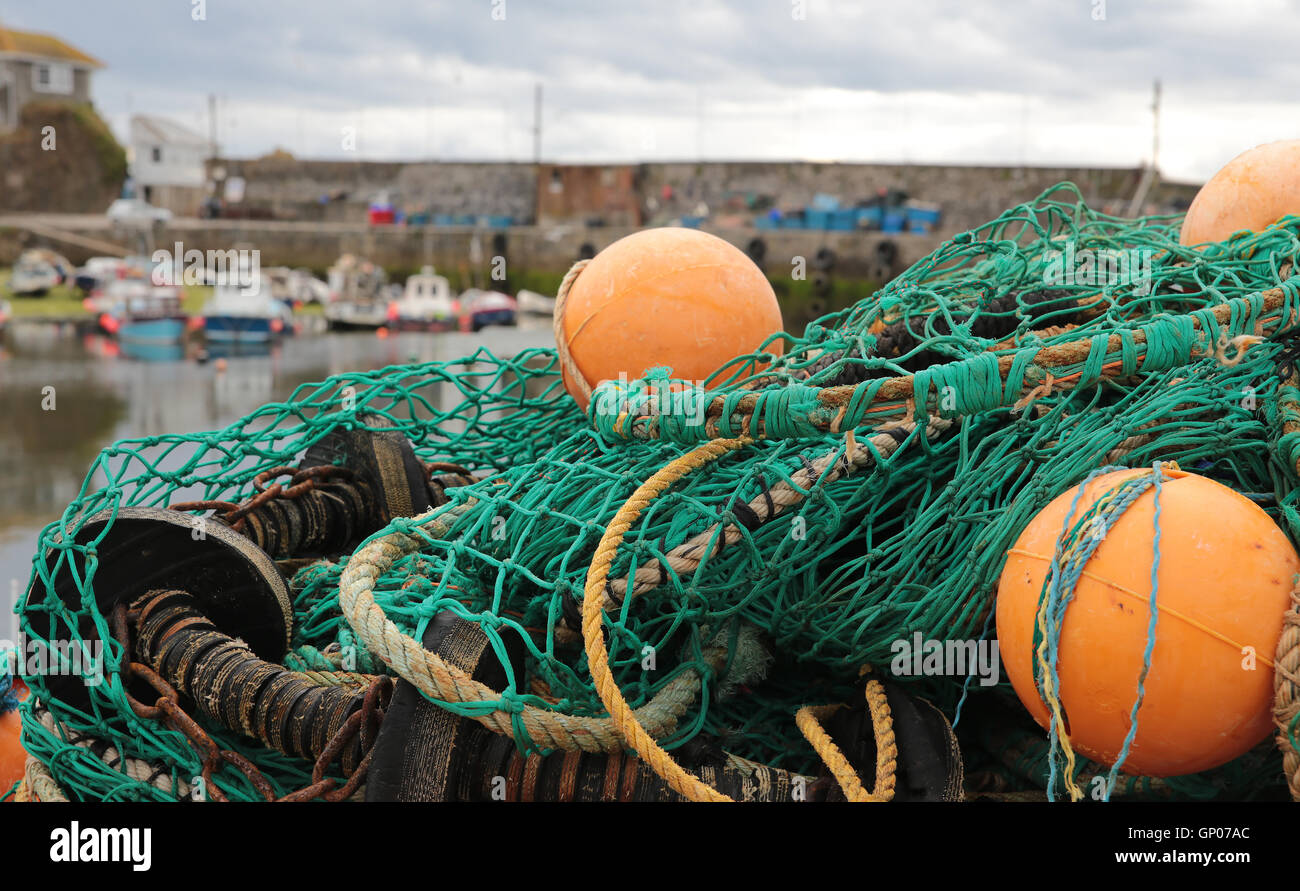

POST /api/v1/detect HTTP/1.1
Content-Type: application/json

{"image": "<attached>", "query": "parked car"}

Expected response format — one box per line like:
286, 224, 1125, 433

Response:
107, 198, 173, 225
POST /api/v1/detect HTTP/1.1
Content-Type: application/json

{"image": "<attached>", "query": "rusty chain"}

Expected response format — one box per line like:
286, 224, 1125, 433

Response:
110, 602, 392, 802
168, 460, 477, 531
169, 464, 358, 532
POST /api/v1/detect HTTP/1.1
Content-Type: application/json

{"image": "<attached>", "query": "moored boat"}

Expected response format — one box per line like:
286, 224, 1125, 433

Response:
9, 249, 71, 296
202, 274, 291, 344
96, 278, 188, 345
391, 266, 457, 331
324, 254, 390, 331
459, 288, 517, 332
516, 288, 556, 317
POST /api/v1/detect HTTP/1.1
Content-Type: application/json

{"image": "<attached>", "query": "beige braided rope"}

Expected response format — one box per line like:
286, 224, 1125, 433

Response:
23, 756, 67, 802
338, 501, 723, 753
552, 258, 593, 404
1276, 580, 1300, 801
32, 705, 189, 799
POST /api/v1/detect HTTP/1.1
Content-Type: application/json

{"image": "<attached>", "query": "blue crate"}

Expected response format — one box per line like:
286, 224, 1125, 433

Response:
679, 215, 705, 229
755, 215, 779, 230
856, 207, 883, 227
829, 209, 859, 231
781, 214, 806, 230
905, 204, 942, 226
486, 215, 514, 228
805, 209, 832, 230
882, 211, 907, 233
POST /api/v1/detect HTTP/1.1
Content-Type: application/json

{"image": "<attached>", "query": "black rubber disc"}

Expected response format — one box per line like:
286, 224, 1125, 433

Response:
25, 506, 291, 707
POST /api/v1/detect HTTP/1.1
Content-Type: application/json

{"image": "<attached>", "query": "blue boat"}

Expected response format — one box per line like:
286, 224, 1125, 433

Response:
95, 279, 189, 347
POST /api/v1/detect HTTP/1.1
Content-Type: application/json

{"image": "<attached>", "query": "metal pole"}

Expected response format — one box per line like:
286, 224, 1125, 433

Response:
208, 93, 218, 160
533, 83, 542, 163
1151, 78, 1161, 171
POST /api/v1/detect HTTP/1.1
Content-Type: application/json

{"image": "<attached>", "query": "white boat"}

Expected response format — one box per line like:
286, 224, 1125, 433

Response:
74, 257, 130, 293
324, 255, 389, 330
391, 266, 457, 331
9, 250, 70, 296
516, 289, 557, 317
202, 274, 292, 344
289, 268, 330, 304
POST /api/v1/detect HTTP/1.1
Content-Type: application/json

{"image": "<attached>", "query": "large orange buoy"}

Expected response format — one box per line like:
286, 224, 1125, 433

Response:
0, 678, 29, 794
997, 467, 1299, 778
556, 228, 784, 410
1180, 140, 1300, 245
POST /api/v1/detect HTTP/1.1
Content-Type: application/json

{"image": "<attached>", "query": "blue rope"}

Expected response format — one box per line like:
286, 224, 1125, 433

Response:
1103, 462, 1166, 800
1036, 464, 1167, 800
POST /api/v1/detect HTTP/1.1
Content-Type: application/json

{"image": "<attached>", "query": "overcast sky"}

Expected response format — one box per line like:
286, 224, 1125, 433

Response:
2, 0, 1297, 181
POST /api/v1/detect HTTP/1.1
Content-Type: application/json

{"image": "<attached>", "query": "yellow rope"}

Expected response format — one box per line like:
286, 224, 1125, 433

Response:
581, 434, 899, 802
795, 679, 898, 801
582, 437, 747, 801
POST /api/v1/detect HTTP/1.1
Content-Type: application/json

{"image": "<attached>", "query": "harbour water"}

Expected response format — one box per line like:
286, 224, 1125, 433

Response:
0, 321, 554, 642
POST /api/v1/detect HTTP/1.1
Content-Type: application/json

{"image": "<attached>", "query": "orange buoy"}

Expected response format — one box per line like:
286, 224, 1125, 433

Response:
1180, 140, 1300, 245
996, 467, 1299, 777
1, 679, 29, 793
556, 228, 784, 410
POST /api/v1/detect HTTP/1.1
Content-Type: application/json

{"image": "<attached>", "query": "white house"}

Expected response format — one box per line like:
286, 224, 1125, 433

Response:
128, 114, 209, 214
0, 26, 103, 131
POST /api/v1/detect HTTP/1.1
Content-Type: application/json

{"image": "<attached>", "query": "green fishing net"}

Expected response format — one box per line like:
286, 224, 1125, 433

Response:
15, 183, 1300, 801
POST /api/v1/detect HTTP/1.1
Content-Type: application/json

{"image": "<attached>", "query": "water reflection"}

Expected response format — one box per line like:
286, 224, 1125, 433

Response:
0, 321, 554, 639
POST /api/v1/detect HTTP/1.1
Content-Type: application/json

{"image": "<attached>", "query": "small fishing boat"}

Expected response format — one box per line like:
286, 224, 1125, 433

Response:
96, 278, 188, 346
9, 250, 71, 296
325, 299, 391, 331
73, 257, 130, 294
516, 288, 556, 317
202, 274, 292, 344
459, 289, 517, 332
324, 255, 390, 331
390, 266, 457, 331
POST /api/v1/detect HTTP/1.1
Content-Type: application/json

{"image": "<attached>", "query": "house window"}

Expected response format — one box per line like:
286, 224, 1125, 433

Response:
152, 146, 163, 163
32, 63, 73, 95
